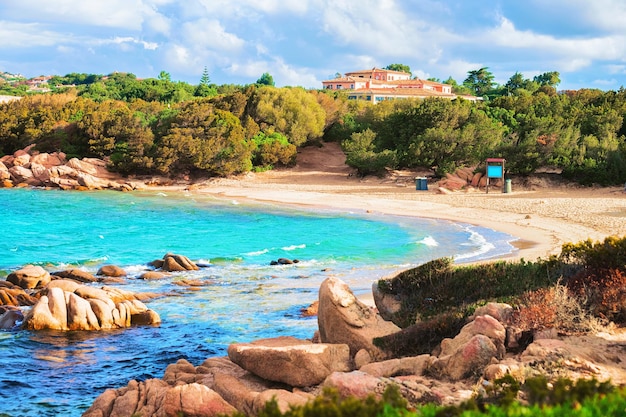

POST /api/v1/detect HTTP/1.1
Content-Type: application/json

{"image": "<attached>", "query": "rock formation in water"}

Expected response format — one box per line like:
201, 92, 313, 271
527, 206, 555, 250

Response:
1, 264, 161, 331
22, 281, 160, 331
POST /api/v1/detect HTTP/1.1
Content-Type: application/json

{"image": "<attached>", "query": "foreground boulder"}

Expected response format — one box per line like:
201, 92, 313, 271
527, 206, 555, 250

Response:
82, 379, 237, 417
317, 277, 400, 360
429, 314, 507, 380
83, 280, 626, 417
22, 284, 160, 331
227, 336, 351, 387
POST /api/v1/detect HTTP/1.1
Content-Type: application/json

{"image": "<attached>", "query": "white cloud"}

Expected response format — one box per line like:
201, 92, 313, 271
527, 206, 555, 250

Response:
226, 57, 319, 88
106, 37, 159, 51
607, 64, 626, 74
534, 0, 626, 33
319, 0, 456, 58
2, 0, 170, 32
180, 19, 245, 52
0, 21, 66, 47
556, 58, 593, 73
592, 77, 619, 86
432, 59, 483, 83
486, 16, 626, 66
191, 0, 310, 17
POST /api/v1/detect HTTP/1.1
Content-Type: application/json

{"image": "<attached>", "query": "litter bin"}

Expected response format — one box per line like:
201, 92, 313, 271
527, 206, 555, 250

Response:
415, 177, 428, 191
504, 179, 512, 193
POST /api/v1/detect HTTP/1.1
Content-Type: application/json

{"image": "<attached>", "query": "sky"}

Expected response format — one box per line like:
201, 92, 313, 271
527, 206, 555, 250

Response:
2, 0, 626, 91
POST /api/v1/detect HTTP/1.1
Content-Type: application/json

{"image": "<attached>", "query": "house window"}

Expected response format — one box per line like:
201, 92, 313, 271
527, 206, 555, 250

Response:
350, 84, 354, 89
366, 95, 371, 101
348, 95, 357, 100
375, 96, 384, 102
336, 85, 342, 89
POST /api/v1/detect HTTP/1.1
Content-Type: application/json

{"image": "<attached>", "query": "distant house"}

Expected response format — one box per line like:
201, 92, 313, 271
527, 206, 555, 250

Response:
19, 75, 53, 92
322, 67, 478, 103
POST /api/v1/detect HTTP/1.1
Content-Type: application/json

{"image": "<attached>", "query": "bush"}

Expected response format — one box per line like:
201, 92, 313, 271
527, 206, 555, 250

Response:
377, 258, 558, 327
251, 131, 297, 169
560, 236, 626, 323
342, 128, 398, 177
512, 282, 603, 334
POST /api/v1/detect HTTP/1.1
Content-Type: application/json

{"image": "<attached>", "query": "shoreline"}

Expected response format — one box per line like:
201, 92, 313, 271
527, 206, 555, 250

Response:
150, 170, 626, 264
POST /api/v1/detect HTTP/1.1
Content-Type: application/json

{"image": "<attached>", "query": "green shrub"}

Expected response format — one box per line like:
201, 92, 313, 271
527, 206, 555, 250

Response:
377, 258, 558, 327
342, 128, 398, 177
238, 377, 623, 417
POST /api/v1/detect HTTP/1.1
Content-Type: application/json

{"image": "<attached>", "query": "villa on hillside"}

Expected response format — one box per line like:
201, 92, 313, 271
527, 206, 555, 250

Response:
322, 68, 479, 103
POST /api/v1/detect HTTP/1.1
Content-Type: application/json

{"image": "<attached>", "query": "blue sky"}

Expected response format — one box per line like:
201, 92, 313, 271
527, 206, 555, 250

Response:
2, 0, 626, 91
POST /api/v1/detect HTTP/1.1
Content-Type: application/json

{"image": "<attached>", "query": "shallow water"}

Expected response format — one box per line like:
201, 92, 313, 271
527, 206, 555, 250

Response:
0, 188, 516, 417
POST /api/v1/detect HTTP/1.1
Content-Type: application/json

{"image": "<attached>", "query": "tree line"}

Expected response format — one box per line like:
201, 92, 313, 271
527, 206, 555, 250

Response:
1, 69, 625, 185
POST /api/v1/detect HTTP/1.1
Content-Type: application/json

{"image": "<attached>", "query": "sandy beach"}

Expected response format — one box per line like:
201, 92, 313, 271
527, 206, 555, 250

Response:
175, 142, 626, 263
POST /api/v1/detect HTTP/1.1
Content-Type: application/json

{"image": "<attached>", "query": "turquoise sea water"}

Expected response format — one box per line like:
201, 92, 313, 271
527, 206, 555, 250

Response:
0, 188, 516, 417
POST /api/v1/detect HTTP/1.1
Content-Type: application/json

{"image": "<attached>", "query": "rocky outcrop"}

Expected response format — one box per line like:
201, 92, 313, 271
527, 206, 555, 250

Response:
22, 284, 160, 331
7, 265, 51, 289
227, 336, 351, 387
96, 265, 127, 277
84, 356, 318, 417
149, 253, 200, 272
51, 268, 98, 283
0, 280, 38, 306
83, 278, 626, 417
0, 146, 144, 191
139, 271, 170, 280
317, 277, 400, 360
436, 166, 494, 193
82, 379, 237, 417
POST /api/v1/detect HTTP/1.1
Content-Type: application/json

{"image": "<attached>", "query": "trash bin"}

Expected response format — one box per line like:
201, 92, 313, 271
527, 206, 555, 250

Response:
415, 177, 428, 191
504, 179, 512, 193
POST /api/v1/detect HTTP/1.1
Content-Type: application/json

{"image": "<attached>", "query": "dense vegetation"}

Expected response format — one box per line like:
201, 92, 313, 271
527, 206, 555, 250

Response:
1, 69, 626, 184
374, 236, 626, 358
243, 378, 625, 417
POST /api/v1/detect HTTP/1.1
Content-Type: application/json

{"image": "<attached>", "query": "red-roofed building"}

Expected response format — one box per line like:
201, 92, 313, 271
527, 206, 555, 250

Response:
322, 68, 478, 103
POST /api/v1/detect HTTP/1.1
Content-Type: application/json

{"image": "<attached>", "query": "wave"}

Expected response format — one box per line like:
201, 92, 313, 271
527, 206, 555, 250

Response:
245, 249, 269, 256
281, 244, 306, 251
416, 236, 439, 247
453, 227, 496, 261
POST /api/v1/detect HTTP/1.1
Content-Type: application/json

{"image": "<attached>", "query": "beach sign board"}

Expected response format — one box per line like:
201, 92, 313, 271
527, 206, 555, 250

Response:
485, 158, 506, 193
487, 164, 503, 178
